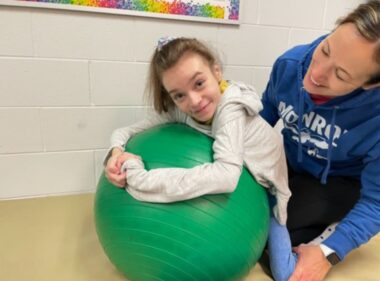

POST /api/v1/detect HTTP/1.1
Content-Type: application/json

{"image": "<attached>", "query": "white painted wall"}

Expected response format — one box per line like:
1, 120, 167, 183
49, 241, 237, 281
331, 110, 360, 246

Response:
0, 0, 364, 199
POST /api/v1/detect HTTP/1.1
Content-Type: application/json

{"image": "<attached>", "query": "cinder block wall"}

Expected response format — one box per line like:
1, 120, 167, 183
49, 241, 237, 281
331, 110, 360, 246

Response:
0, 0, 363, 199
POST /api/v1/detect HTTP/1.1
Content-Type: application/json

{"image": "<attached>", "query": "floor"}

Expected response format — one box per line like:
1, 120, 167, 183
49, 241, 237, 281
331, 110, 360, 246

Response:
0, 193, 379, 281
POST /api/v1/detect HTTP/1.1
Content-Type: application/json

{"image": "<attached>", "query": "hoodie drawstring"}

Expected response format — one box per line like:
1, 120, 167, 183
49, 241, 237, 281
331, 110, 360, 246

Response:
297, 86, 337, 184
321, 106, 338, 184
297, 89, 305, 162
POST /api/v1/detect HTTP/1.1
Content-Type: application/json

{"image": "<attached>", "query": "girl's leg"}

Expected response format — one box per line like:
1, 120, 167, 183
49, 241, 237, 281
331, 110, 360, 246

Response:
268, 216, 297, 281
267, 219, 338, 281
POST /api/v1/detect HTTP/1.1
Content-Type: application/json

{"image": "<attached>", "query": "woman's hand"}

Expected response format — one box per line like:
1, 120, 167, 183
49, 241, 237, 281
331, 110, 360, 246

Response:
289, 244, 331, 281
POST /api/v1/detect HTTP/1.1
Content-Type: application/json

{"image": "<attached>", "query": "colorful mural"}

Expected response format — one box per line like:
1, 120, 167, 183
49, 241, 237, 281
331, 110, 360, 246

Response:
15, 0, 240, 23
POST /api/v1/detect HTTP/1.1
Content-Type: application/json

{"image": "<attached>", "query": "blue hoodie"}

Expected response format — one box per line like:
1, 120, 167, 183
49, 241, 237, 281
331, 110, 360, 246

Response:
260, 35, 380, 259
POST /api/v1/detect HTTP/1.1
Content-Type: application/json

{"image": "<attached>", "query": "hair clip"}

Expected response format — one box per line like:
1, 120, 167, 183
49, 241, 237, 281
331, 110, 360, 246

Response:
157, 36, 177, 51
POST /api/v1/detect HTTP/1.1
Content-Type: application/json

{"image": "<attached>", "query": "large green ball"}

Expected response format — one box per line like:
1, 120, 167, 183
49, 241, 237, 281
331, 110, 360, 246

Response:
95, 123, 269, 281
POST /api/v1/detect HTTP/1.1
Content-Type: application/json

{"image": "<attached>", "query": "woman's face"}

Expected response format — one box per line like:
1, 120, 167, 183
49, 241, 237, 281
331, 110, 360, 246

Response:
303, 23, 379, 97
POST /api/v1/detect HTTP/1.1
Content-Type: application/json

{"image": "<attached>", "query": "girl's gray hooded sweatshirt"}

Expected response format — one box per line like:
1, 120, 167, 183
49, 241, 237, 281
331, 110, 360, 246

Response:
109, 81, 291, 225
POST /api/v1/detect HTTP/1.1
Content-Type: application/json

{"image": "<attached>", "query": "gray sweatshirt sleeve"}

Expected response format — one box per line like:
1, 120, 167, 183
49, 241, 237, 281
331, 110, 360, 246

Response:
110, 110, 175, 149
103, 110, 175, 166
122, 116, 246, 202
243, 116, 290, 225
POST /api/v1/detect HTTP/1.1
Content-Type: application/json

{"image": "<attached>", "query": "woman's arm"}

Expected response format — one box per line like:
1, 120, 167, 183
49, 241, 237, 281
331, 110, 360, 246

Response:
289, 149, 380, 281
260, 59, 281, 127
323, 146, 380, 259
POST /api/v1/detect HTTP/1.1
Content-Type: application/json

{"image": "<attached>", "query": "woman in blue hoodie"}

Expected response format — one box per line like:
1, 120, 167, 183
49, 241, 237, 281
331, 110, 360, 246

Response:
260, 1, 380, 280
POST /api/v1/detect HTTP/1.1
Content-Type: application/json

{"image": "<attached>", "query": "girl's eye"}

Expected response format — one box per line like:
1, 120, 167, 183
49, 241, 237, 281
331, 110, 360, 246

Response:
173, 93, 185, 101
195, 80, 205, 88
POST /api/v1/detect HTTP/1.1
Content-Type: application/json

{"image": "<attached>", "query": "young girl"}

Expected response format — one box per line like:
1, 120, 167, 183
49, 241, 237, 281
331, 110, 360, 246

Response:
105, 37, 292, 280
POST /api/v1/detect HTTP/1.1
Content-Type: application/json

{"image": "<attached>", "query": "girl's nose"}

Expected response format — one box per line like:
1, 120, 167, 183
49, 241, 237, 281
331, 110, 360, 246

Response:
188, 92, 201, 106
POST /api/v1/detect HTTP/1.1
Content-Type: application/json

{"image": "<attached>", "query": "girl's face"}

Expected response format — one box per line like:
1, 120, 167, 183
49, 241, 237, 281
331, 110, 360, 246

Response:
162, 52, 222, 123
303, 23, 380, 97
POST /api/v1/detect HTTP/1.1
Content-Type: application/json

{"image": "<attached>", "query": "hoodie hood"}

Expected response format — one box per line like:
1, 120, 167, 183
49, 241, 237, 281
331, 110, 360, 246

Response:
212, 81, 262, 134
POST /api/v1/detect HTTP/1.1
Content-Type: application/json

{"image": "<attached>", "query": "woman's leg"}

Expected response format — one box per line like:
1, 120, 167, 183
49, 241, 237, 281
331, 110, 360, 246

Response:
286, 169, 361, 246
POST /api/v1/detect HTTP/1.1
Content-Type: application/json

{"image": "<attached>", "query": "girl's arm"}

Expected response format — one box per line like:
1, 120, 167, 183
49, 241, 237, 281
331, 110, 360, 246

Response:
105, 110, 176, 162
104, 109, 178, 186
242, 115, 290, 225
122, 116, 246, 202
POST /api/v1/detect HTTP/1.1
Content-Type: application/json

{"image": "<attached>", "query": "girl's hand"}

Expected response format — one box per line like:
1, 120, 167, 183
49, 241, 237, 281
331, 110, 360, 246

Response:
116, 151, 141, 169
105, 147, 126, 188
105, 149, 141, 188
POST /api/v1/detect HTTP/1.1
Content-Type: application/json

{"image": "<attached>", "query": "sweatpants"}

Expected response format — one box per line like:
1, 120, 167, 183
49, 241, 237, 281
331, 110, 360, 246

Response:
286, 168, 361, 246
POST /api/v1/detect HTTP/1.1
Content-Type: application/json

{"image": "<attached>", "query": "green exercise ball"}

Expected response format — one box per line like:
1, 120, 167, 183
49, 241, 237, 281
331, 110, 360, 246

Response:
94, 123, 269, 281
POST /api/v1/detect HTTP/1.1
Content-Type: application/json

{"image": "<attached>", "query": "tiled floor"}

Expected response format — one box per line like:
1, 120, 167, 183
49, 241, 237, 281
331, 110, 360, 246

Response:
0, 193, 379, 281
